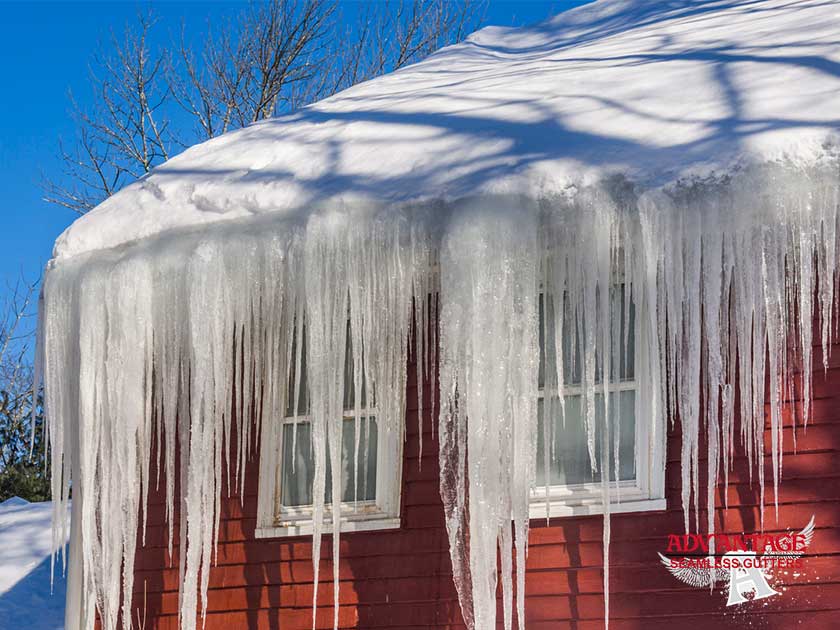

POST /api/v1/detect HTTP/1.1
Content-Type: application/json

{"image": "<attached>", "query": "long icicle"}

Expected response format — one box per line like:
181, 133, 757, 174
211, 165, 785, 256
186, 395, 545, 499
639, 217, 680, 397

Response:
41, 163, 840, 630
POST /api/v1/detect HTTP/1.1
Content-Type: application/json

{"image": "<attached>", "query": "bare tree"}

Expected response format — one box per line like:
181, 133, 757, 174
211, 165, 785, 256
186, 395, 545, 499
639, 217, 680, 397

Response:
44, 1, 485, 216
44, 13, 172, 215
0, 277, 47, 503
0, 277, 37, 394
331, 0, 484, 90
172, 0, 337, 138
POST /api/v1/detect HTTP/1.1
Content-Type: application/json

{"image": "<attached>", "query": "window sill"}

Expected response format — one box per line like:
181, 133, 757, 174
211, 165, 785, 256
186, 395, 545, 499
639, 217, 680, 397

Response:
529, 496, 666, 520
255, 515, 401, 539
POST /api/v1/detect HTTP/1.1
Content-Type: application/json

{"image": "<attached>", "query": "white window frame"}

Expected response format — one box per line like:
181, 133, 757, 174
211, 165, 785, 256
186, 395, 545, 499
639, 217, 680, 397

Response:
256, 288, 663, 535
256, 319, 404, 540
256, 408, 403, 538
529, 293, 665, 520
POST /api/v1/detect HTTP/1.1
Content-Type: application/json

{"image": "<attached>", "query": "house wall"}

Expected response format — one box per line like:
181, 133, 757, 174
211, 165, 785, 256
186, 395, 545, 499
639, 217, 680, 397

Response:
131, 333, 840, 629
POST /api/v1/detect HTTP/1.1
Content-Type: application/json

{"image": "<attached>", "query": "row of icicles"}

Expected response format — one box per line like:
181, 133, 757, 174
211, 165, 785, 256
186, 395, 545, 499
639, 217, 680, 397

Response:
39, 164, 840, 630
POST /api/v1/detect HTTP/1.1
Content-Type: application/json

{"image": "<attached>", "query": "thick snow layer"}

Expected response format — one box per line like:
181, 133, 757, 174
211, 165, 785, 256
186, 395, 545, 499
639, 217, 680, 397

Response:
0, 498, 69, 629
54, 0, 840, 260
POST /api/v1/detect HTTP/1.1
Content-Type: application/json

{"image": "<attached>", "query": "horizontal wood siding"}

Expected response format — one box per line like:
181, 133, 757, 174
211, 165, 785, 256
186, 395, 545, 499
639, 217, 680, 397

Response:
129, 335, 840, 629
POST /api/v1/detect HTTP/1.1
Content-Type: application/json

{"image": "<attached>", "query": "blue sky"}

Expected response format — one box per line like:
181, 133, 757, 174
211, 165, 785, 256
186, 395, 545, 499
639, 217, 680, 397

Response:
0, 1, 586, 286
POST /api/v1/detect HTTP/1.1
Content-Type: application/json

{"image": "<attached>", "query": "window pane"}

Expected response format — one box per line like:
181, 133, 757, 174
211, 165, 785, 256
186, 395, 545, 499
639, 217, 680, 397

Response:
539, 289, 634, 388
535, 390, 636, 486
286, 329, 309, 416
286, 320, 367, 416
610, 290, 635, 382
538, 293, 581, 388
342, 331, 368, 410
280, 418, 378, 508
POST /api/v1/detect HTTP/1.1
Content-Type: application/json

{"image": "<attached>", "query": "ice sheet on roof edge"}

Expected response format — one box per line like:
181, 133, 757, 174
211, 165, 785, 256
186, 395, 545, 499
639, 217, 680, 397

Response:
40, 161, 840, 630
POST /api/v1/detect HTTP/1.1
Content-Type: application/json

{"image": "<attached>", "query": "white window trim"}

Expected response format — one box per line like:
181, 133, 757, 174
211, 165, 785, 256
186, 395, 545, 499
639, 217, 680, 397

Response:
256, 411, 403, 539
257, 283, 665, 533
529, 318, 666, 520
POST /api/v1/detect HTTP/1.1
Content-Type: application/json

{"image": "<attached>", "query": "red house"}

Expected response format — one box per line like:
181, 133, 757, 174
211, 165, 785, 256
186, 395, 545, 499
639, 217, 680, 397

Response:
41, 1, 840, 629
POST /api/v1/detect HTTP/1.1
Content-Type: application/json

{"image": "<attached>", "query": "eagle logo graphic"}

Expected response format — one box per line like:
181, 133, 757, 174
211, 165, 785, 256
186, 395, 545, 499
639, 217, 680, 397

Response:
658, 515, 814, 606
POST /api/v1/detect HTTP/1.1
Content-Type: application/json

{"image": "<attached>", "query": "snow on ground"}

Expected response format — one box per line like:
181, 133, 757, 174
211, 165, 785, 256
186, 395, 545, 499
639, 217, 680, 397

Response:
53, 0, 840, 260
0, 497, 68, 629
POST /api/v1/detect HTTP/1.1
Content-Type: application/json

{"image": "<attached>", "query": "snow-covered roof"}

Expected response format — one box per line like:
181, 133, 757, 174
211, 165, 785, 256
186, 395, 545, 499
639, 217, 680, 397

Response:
54, 0, 840, 260
0, 498, 68, 629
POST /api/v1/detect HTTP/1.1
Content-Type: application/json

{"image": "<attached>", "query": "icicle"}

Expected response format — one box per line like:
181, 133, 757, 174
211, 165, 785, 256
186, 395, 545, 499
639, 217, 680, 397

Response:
438, 197, 539, 630
300, 207, 432, 630
41, 206, 431, 630
601, 402, 611, 630
41, 162, 840, 630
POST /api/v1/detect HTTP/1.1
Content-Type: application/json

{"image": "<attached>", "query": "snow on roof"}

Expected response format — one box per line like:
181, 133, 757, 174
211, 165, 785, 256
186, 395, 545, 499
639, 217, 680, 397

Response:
0, 498, 68, 629
55, 0, 840, 259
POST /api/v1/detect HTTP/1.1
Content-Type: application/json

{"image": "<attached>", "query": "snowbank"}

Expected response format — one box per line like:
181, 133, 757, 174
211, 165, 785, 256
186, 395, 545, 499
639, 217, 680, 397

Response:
53, 0, 840, 261
0, 497, 68, 629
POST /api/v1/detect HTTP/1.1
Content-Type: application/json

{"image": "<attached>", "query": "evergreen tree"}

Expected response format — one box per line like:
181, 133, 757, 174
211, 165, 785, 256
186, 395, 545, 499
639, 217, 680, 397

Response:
0, 388, 49, 503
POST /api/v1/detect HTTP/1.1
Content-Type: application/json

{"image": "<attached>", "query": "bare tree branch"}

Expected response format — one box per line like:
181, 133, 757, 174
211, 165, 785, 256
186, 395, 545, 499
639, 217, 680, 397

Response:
0, 276, 37, 381
44, 1, 485, 215
42, 12, 172, 214
0, 275, 47, 501
323, 1, 486, 96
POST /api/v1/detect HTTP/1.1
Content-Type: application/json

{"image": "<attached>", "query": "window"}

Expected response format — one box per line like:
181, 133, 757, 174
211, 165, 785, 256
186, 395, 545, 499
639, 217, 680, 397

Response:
256, 326, 402, 538
530, 289, 665, 518
257, 289, 663, 536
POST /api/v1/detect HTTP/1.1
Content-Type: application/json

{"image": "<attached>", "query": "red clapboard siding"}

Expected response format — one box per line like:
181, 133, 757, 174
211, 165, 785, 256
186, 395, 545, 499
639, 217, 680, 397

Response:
127, 328, 840, 630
